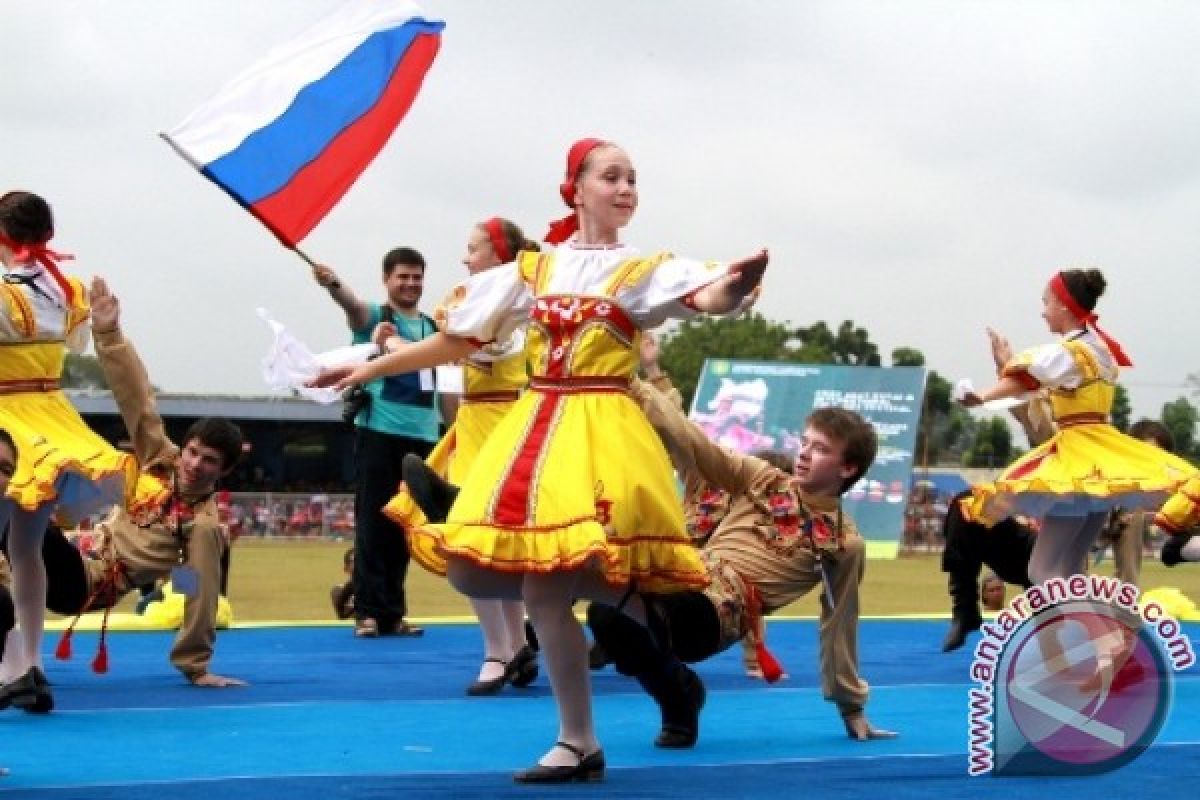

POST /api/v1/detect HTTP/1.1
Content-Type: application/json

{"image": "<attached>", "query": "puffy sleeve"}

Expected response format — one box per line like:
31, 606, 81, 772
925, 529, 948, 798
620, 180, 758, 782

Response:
618, 253, 729, 328
433, 263, 533, 344
65, 277, 91, 354
1002, 342, 1084, 391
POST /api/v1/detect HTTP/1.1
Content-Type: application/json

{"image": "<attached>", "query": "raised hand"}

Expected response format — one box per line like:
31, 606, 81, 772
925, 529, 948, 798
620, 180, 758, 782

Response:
691, 249, 769, 314
726, 249, 769, 296
312, 263, 339, 288
987, 327, 1013, 374
371, 321, 398, 348
89, 275, 120, 333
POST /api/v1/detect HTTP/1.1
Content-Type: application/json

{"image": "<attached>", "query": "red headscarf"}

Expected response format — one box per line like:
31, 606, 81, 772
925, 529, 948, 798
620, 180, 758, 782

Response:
1049, 272, 1132, 367
544, 137, 607, 244
0, 232, 76, 305
482, 217, 512, 263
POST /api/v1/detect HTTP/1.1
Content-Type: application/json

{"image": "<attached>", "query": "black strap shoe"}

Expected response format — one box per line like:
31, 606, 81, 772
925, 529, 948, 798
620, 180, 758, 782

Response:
0, 670, 37, 712
22, 667, 53, 714
466, 658, 509, 696
506, 645, 539, 688
513, 742, 605, 784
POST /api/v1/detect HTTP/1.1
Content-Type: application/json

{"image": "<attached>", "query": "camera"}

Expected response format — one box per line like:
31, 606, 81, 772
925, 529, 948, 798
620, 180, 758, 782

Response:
342, 385, 371, 425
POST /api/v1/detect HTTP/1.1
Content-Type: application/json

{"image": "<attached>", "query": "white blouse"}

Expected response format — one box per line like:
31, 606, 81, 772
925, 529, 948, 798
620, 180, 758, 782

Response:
1016, 329, 1118, 390
439, 244, 727, 343
0, 265, 89, 353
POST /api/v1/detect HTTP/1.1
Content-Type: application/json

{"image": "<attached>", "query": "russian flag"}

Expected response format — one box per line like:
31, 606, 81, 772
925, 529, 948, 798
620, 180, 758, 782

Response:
162, 0, 445, 247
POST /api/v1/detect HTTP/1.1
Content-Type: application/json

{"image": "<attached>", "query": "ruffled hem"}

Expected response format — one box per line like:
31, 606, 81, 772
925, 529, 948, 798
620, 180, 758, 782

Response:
964, 475, 1187, 526
412, 517, 709, 594
7, 451, 137, 527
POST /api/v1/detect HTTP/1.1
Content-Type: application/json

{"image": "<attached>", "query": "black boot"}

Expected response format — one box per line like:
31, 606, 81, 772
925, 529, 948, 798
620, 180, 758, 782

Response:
402, 454, 459, 523
943, 572, 982, 653
637, 660, 706, 748
588, 641, 611, 670
1161, 534, 1193, 567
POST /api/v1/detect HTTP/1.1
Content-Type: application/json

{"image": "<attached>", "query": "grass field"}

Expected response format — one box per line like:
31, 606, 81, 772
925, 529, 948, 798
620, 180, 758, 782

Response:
193, 538, 1200, 623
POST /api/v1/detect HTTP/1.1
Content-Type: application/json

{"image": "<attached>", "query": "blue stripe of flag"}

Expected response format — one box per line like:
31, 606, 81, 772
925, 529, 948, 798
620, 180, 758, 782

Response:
205, 18, 445, 205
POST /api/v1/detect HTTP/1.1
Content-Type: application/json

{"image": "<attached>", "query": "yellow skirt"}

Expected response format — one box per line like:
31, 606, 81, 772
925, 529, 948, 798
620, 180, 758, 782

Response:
410, 390, 708, 594
965, 422, 1196, 525
1156, 476, 1200, 534
385, 399, 516, 576
1, 390, 136, 526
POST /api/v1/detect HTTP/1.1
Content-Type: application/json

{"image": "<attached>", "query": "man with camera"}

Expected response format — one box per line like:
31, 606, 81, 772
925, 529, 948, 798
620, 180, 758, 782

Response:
313, 248, 440, 638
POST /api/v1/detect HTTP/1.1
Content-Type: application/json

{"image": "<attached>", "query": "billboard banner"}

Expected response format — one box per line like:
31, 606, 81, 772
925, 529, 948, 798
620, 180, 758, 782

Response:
690, 359, 926, 554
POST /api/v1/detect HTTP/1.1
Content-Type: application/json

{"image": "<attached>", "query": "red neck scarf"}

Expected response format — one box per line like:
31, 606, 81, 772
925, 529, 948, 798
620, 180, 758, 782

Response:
1049, 272, 1132, 367
0, 233, 76, 306
544, 137, 607, 245
482, 217, 512, 263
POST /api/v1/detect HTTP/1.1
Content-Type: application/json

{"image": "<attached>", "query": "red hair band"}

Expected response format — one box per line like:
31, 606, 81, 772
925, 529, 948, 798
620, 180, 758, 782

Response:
544, 137, 607, 245
0, 233, 76, 306
482, 217, 512, 263
1049, 272, 1132, 367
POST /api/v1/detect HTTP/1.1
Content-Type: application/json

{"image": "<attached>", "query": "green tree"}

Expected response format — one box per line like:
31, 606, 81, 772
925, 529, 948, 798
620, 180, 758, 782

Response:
62, 353, 108, 390
658, 313, 800, 408
886, 346, 974, 466
1161, 396, 1197, 460
890, 347, 925, 368
963, 416, 1013, 468
1110, 384, 1131, 432
792, 320, 881, 366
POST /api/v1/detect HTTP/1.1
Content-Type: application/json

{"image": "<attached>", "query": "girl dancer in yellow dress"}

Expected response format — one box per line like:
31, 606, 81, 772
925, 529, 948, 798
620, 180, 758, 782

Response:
315, 138, 766, 782
0, 191, 135, 710
961, 268, 1194, 584
384, 217, 539, 695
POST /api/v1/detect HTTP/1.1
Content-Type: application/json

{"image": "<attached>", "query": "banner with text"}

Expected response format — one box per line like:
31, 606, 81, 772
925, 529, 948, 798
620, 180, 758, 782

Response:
690, 359, 926, 555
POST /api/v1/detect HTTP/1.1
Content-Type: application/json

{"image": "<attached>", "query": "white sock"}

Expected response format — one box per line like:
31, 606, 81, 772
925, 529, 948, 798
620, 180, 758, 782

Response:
0, 630, 25, 683
1181, 536, 1200, 562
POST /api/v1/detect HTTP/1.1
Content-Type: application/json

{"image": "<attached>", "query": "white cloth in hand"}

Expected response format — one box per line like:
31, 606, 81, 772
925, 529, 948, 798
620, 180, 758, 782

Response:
258, 307, 375, 404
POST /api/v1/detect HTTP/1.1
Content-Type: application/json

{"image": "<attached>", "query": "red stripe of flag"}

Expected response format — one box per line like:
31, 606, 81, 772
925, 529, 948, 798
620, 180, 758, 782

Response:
251, 33, 441, 246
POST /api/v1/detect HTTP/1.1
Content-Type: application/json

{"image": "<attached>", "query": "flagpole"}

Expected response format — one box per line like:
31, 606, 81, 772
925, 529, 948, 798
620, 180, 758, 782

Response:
289, 245, 319, 269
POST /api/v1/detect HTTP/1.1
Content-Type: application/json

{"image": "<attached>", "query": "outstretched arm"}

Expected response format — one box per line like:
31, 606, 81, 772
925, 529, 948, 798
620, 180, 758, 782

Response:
309, 332, 477, 391
959, 375, 1030, 408
689, 249, 768, 314
633, 380, 773, 496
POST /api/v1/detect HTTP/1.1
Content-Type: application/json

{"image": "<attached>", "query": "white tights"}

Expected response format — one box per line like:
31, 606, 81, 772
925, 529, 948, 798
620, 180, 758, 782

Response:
447, 558, 642, 766
0, 501, 52, 676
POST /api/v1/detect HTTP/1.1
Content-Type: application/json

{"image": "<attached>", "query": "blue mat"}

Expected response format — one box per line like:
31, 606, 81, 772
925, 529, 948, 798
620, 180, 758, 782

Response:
2, 620, 1197, 798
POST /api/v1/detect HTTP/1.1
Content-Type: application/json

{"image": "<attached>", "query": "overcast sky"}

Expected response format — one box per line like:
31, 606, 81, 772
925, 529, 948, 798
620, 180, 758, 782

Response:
3, 1, 1197, 423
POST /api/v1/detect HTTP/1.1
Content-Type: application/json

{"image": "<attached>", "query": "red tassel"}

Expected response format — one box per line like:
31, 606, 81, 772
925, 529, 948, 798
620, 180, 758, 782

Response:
91, 641, 109, 674
55, 630, 73, 661
756, 641, 785, 684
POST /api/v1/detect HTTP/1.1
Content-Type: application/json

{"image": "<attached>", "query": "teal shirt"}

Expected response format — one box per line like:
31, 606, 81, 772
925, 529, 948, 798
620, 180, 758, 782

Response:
350, 304, 441, 442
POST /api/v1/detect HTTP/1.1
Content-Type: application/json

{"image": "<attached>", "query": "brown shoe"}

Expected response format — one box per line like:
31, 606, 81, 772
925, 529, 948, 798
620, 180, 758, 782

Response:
354, 617, 379, 638
385, 619, 424, 637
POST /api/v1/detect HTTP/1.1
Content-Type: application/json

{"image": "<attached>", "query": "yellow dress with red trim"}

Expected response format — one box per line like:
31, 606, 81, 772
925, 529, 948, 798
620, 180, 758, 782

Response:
963, 329, 1195, 525
0, 269, 136, 524
385, 329, 528, 575
408, 244, 728, 593
1155, 476, 1200, 535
